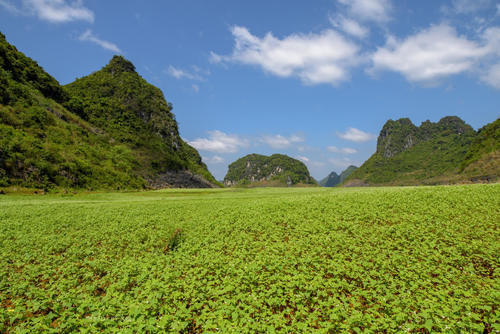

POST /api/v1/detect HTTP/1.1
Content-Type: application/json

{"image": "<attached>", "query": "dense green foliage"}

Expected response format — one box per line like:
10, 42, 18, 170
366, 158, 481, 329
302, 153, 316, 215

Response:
346, 116, 499, 185
0, 33, 217, 190
319, 166, 357, 187
64, 55, 217, 187
0, 102, 145, 190
0, 34, 144, 190
460, 118, 500, 178
224, 153, 316, 186
0, 185, 498, 332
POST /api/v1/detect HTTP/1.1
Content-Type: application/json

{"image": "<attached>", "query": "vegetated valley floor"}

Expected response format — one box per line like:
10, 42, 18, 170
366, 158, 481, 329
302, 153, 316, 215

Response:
0, 185, 498, 332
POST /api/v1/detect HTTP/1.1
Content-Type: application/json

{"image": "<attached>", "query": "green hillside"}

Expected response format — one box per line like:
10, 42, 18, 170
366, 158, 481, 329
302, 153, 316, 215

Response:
345, 116, 499, 186
0, 32, 218, 191
224, 154, 316, 187
64, 55, 218, 188
460, 118, 500, 181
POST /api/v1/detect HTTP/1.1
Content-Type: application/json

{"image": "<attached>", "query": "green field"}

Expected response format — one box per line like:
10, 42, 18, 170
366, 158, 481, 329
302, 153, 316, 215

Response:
1, 185, 499, 333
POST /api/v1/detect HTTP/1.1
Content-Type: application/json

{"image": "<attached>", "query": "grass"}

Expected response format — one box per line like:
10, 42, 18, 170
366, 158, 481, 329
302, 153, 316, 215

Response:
0, 185, 499, 332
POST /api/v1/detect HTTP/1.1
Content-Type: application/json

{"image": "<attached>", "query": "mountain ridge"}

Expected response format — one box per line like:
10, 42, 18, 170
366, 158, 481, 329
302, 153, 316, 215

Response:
344, 116, 499, 186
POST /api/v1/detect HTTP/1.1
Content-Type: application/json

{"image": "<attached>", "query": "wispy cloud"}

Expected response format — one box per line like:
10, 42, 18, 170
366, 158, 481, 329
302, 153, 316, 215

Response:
296, 155, 310, 163
203, 155, 225, 164
188, 130, 249, 153
209, 51, 223, 64
483, 27, 500, 56
79, 29, 121, 53
211, 26, 360, 85
328, 157, 358, 169
481, 27, 500, 88
259, 134, 304, 149
166, 65, 209, 81
481, 63, 500, 89
23, 0, 94, 23
191, 84, 200, 93
310, 161, 326, 168
330, 14, 369, 39
337, 128, 376, 142
337, 0, 392, 23
327, 146, 358, 154
445, 0, 492, 14
0, 0, 22, 14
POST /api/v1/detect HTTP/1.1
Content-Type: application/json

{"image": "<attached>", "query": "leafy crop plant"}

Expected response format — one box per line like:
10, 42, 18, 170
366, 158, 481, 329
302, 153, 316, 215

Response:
0, 185, 498, 332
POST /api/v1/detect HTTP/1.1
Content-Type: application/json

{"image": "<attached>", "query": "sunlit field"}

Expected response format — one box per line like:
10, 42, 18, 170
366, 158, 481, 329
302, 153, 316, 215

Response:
1, 185, 498, 332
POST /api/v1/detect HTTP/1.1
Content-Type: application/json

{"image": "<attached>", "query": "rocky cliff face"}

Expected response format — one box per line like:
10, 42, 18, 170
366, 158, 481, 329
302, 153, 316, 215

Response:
376, 116, 474, 158
377, 118, 420, 158
224, 154, 315, 186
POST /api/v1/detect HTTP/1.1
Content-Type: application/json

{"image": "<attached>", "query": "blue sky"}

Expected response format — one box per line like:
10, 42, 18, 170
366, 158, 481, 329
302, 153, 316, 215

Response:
1, 0, 499, 180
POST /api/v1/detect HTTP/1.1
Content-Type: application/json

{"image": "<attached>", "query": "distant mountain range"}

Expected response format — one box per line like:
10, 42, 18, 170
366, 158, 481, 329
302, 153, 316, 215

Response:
0, 32, 219, 190
319, 166, 357, 187
224, 154, 316, 187
344, 116, 499, 186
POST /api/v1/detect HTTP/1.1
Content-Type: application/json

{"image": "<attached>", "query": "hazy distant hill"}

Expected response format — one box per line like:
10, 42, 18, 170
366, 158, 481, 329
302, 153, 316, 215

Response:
224, 154, 317, 187
0, 32, 218, 190
319, 172, 339, 187
319, 166, 357, 187
345, 116, 499, 186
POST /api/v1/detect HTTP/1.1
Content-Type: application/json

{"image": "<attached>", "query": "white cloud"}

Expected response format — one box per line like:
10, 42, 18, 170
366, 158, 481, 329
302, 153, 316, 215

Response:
370, 24, 488, 83
203, 155, 225, 164
79, 30, 121, 53
0, 0, 22, 14
337, 127, 376, 142
166, 65, 208, 81
191, 84, 199, 93
449, 0, 492, 14
342, 147, 358, 154
327, 146, 358, 154
296, 155, 310, 163
167, 66, 189, 79
330, 15, 369, 39
209, 51, 223, 64
481, 63, 500, 88
338, 0, 392, 23
310, 161, 326, 168
259, 134, 304, 149
23, 0, 94, 23
188, 130, 249, 153
211, 26, 360, 85
483, 27, 500, 56
327, 146, 342, 153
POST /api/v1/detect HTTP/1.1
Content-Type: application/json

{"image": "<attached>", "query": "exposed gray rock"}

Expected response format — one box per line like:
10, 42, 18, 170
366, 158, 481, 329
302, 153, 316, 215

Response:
146, 170, 215, 189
